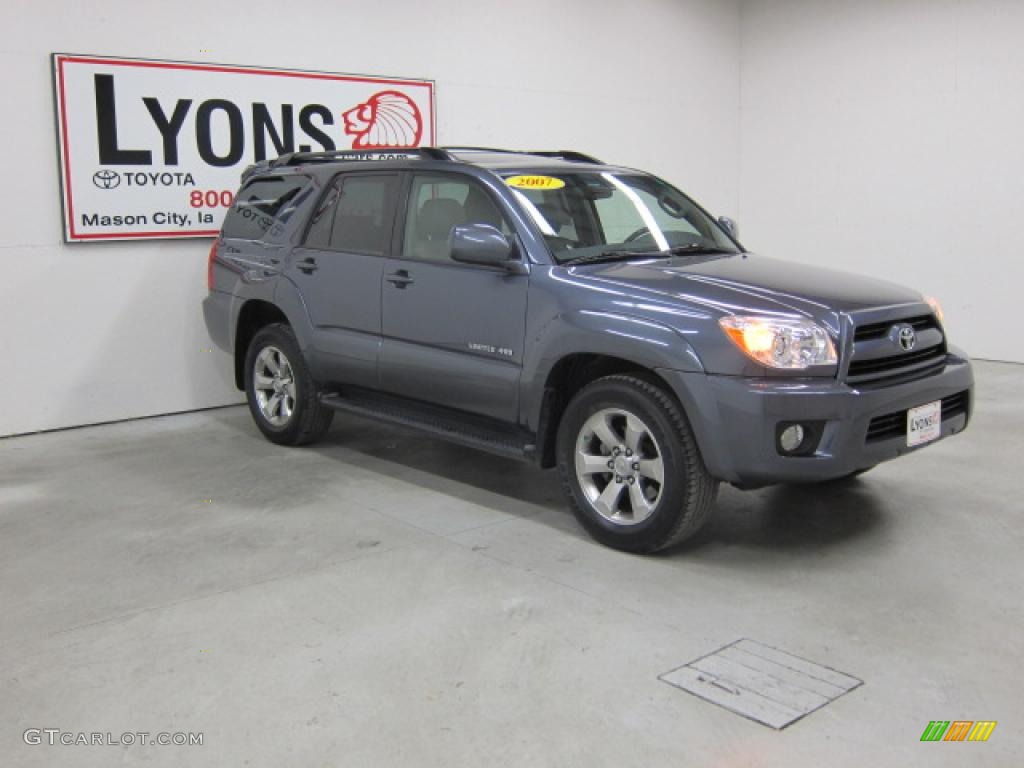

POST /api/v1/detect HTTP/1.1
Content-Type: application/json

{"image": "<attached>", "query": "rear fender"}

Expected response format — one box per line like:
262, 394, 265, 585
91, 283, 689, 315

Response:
271, 277, 316, 356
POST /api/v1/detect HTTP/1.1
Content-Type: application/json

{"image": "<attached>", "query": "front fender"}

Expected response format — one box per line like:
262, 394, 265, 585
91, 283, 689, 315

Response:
520, 309, 705, 431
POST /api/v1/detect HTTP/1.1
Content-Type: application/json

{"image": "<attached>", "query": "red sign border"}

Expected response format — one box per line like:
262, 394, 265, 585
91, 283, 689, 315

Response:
52, 53, 437, 243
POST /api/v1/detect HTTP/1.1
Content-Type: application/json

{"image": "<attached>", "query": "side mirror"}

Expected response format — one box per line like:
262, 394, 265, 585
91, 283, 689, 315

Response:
450, 223, 516, 269
718, 216, 739, 240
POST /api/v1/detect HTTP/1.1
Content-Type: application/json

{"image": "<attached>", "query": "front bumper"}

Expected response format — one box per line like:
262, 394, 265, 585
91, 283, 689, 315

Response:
658, 347, 974, 487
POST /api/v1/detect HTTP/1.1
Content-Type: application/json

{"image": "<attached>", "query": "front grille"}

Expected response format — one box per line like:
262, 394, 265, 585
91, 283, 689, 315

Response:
846, 313, 946, 385
865, 389, 969, 443
853, 314, 937, 343
847, 344, 946, 380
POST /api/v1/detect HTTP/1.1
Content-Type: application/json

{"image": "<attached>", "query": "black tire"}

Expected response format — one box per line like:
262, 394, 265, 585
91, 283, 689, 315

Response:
244, 323, 333, 446
556, 374, 718, 553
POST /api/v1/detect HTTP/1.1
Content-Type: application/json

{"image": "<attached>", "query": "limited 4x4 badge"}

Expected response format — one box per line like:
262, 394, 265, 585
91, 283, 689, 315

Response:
468, 342, 514, 357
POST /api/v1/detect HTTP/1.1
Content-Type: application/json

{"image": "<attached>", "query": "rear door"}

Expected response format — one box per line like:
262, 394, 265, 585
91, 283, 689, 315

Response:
286, 172, 399, 388
379, 172, 529, 423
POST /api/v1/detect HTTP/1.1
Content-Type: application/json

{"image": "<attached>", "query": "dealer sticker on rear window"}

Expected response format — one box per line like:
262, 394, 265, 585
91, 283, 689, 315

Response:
505, 175, 565, 190
907, 400, 941, 447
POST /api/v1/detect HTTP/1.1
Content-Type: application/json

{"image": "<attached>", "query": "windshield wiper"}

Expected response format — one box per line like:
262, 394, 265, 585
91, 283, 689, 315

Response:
663, 244, 736, 256
561, 249, 672, 267
562, 244, 737, 266
561, 243, 738, 267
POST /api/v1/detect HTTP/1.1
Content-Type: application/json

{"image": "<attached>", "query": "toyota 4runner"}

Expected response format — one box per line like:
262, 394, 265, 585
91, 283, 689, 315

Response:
203, 147, 974, 553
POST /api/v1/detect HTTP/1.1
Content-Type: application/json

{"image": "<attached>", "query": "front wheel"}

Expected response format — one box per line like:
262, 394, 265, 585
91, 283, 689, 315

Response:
556, 374, 718, 553
244, 323, 333, 446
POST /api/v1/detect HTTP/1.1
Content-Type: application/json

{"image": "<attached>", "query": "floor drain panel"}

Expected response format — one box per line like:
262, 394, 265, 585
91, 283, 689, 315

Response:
659, 639, 862, 730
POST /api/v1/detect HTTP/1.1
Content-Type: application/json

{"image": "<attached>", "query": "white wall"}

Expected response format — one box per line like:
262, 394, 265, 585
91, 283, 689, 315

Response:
739, 0, 1024, 362
7, 0, 1020, 437
2, 0, 741, 436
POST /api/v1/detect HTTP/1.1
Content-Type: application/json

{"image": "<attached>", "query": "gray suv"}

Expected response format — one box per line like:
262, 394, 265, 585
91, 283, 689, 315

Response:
203, 147, 973, 553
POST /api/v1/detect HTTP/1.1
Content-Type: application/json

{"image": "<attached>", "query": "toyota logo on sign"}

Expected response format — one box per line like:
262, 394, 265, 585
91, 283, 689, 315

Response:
92, 169, 121, 189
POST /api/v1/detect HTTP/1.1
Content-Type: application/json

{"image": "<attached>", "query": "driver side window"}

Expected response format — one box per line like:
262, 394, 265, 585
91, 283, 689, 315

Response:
403, 175, 512, 264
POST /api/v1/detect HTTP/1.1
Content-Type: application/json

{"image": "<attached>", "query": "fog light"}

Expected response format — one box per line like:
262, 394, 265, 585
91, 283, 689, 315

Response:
779, 424, 805, 453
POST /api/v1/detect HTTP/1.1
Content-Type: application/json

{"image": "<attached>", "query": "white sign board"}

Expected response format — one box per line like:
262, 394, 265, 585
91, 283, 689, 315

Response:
52, 54, 436, 242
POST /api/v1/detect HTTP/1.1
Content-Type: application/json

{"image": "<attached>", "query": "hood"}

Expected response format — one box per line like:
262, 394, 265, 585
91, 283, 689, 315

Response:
576, 253, 923, 325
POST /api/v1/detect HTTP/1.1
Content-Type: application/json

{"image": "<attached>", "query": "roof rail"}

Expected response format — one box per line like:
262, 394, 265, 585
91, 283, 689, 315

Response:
440, 146, 521, 155
529, 150, 603, 164
441, 147, 603, 164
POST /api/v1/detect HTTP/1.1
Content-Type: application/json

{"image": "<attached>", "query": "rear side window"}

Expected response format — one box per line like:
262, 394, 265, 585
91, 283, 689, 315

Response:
221, 176, 307, 240
304, 174, 398, 255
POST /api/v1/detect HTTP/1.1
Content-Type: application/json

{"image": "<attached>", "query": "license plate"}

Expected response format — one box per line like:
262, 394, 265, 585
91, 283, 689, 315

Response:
907, 400, 941, 447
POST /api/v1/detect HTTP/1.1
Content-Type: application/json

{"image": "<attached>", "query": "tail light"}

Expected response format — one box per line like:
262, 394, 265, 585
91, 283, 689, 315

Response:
207, 239, 218, 291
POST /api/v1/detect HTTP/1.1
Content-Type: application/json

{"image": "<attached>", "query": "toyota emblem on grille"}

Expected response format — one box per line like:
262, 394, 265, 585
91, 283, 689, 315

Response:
891, 323, 917, 351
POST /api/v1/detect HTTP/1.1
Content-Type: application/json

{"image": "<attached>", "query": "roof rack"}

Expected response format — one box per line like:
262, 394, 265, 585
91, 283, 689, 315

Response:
272, 147, 452, 166
240, 146, 604, 182
441, 147, 603, 164
240, 147, 453, 181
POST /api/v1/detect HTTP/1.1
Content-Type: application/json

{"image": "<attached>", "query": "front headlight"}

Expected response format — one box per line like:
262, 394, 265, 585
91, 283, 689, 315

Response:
925, 296, 945, 326
719, 316, 837, 369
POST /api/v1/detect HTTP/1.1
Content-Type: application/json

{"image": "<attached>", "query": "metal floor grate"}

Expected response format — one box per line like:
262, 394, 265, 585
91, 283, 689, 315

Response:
659, 639, 863, 730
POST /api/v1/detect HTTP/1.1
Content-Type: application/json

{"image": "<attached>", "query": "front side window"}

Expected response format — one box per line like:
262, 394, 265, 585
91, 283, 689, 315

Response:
403, 175, 511, 263
305, 174, 397, 254
503, 172, 738, 263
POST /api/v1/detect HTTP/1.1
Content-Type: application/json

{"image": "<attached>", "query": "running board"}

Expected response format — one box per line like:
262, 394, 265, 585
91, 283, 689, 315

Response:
319, 390, 536, 462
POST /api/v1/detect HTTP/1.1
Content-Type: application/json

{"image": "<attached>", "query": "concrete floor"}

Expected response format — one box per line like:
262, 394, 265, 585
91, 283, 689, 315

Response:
1, 361, 1021, 767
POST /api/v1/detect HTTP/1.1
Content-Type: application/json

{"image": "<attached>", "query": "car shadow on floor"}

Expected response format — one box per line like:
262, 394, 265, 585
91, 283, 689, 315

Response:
309, 412, 565, 505
211, 408, 888, 555
678, 481, 888, 555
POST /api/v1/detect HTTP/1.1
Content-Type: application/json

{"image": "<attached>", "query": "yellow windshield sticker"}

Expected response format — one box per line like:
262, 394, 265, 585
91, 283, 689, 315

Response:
505, 175, 565, 190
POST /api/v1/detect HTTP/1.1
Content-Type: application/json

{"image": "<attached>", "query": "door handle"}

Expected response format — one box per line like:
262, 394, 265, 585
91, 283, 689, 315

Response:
297, 257, 318, 274
386, 269, 414, 288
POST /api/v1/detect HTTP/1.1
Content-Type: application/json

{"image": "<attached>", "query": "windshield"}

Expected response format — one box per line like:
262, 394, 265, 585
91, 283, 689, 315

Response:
501, 171, 739, 264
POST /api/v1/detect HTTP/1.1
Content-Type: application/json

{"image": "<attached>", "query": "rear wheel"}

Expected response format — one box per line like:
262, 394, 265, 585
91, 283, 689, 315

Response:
244, 323, 333, 445
556, 374, 718, 553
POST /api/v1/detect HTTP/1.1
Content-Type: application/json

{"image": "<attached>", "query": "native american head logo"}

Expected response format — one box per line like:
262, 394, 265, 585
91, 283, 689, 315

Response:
342, 90, 423, 149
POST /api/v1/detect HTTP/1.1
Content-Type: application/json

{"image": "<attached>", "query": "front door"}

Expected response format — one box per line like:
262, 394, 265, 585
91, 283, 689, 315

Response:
379, 173, 529, 423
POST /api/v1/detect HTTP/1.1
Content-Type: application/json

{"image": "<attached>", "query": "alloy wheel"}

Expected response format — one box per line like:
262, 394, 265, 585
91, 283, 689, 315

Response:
574, 408, 665, 525
253, 345, 296, 427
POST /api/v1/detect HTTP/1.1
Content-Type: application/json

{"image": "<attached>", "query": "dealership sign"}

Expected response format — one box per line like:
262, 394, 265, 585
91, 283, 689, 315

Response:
52, 54, 436, 242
